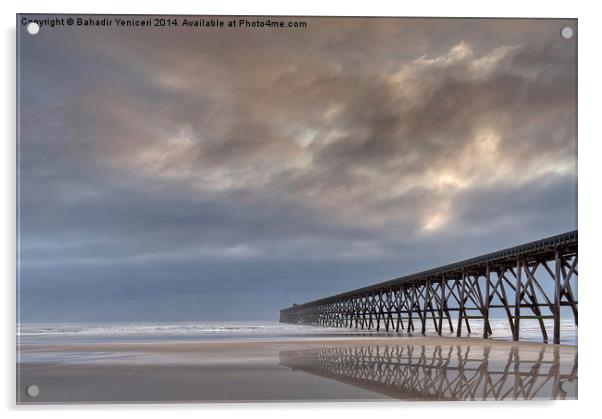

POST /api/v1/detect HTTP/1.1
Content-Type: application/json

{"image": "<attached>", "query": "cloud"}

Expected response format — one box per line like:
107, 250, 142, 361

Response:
18, 17, 577, 320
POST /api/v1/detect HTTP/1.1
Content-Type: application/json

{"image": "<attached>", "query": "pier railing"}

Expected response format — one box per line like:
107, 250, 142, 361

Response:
279, 230, 578, 344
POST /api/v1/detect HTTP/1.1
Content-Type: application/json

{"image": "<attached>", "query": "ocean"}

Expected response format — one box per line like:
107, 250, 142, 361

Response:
17, 319, 578, 401
18, 318, 577, 346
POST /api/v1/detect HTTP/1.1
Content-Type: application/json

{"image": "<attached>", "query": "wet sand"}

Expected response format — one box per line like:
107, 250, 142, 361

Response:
17, 336, 578, 403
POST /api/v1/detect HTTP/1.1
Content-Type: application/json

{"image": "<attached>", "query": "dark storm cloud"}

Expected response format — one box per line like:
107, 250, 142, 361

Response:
18, 17, 577, 321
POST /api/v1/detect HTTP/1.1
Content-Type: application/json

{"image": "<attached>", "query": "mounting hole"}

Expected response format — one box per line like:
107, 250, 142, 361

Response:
26, 384, 39, 398
26, 22, 40, 35
560, 26, 574, 40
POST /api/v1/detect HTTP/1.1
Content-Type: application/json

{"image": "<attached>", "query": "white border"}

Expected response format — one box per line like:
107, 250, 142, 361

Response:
3, 1, 601, 418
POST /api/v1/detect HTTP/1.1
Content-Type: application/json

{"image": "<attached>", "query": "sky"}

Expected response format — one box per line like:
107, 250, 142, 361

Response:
17, 16, 577, 322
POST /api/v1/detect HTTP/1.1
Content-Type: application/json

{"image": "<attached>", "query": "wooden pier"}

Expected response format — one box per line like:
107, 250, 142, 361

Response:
279, 230, 578, 344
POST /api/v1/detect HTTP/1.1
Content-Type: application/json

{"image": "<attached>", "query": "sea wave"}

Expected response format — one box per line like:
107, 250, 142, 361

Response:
17, 321, 348, 337
17, 319, 577, 344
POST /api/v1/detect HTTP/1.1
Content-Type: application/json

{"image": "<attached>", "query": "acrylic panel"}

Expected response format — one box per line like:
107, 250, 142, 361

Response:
16, 15, 577, 404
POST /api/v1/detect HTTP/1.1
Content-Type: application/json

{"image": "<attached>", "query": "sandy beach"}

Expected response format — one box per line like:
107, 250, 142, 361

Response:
17, 336, 577, 403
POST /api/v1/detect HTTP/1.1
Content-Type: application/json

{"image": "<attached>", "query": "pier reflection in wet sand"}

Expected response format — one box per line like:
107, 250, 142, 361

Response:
279, 344, 577, 401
